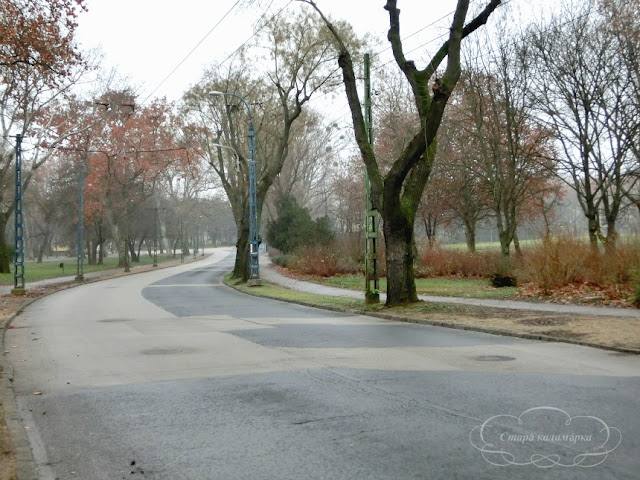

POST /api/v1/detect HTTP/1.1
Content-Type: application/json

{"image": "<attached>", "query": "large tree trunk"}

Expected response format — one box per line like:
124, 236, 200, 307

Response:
380, 154, 433, 306
423, 214, 437, 248
129, 239, 138, 263
384, 227, 418, 304
233, 221, 250, 281
604, 222, 618, 255
586, 210, 600, 249
513, 231, 522, 257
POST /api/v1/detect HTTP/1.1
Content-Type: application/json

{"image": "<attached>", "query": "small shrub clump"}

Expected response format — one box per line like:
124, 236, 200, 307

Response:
515, 237, 585, 294
289, 244, 360, 277
416, 246, 499, 278
515, 236, 640, 302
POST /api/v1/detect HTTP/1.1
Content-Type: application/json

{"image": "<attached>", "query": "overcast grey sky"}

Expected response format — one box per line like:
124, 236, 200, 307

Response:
75, 1, 484, 104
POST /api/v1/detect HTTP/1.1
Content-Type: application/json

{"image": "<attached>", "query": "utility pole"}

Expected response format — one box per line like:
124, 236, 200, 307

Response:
209, 91, 260, 284
153, 207, 158, 266
193, 223, 198, 259
75, 166, 85, 281
12, 134, 25, 295
247, 116, 259, 283
364, 53, 380, 304
180, 217, 184, 263
176, 177, 185, 263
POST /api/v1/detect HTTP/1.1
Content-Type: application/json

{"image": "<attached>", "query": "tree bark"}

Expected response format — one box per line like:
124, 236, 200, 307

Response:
0, 214, 11, 273
384, 217, 418, 303
233, 220, 250, 280
464, 219, 477, 253
36, 232, 50, 263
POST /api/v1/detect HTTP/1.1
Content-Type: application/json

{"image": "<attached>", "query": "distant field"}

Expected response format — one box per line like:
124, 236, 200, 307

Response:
438, 234, 637, 251
0, 254, 177, 285
440, 238, 545, 251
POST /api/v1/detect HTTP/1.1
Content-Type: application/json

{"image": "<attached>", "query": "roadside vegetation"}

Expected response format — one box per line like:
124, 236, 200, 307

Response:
269, 234, 640, 308
0, 254, 181, 285
227, 273, 640, 352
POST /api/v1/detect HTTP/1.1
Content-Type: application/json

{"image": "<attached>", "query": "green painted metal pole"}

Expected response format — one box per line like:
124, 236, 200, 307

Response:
75, 167, 85, 281
153, 207, 158, 267
364, 53, 380, 304
12, 134, 25, 295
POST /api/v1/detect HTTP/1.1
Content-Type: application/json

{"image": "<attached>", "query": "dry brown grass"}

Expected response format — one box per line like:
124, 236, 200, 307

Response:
516, 237, 640, 303
416, 246, 499, 278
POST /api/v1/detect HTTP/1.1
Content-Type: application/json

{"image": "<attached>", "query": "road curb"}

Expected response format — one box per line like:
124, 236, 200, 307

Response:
2, 300, 40, 480
227, 278, 640, 356
0, 254, 211, 479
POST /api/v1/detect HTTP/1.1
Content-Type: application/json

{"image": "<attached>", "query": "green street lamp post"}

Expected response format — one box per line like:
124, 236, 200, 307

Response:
75, 166, 85, 281
209, 91, 260, 283
12, 134, 25, 295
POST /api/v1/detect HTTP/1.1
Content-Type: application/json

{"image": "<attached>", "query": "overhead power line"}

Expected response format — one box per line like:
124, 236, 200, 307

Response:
141, 0, 242, 105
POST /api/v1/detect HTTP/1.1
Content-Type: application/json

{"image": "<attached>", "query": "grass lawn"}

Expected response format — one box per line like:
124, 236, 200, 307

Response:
311, 274, 520, 300
229, 277, 491, 314
227, 275, 368, 310
0, 254, 178, 285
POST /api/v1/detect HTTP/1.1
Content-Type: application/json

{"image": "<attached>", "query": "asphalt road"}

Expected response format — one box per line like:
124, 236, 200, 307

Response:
5, 248, 640, 479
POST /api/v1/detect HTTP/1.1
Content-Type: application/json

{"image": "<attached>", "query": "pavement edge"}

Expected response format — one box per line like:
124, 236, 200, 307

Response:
0, 253, 213, 479
2, 301, 40, 480
226, 278, 640, 356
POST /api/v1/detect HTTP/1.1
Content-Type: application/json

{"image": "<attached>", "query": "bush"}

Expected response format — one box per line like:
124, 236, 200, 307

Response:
516, 236, 640, 296
271, 253, 296, 268
416, 246, 499, 278
289, 243, 361, 277
515, 237, 584, 293
266, 194, 334, 254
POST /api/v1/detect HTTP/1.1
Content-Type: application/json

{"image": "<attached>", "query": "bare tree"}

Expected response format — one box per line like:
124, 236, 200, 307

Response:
456, 29, 556, 274
329, 154, 365, 235
268, 110, 342, 219
434, 113, 491, 253
301, 0, 502, 305
529, 0, 639, 251
184, 8, 353, 281
598, 0, 640, 219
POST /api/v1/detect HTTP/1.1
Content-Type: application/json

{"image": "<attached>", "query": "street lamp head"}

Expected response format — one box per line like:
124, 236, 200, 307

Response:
208, 91, 223, 96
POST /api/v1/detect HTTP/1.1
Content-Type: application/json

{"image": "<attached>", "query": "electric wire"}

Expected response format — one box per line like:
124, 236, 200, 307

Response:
20, 1, 562, 158
141, 0, 243, 105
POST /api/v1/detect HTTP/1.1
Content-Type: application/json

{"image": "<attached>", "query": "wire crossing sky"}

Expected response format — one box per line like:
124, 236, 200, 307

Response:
75, 0, 495, 103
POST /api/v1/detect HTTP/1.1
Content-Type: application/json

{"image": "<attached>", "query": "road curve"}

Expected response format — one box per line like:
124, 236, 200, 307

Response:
4, 248, 640, 480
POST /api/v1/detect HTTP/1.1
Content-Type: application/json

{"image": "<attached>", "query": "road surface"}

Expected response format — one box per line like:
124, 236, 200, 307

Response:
5, 248, 640, 479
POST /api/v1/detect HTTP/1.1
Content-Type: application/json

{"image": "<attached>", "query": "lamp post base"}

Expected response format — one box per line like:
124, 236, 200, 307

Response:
75, 275, 85, 282
11, 287, 26, 296
247, 279, 262, 287
365, 292, 380, 304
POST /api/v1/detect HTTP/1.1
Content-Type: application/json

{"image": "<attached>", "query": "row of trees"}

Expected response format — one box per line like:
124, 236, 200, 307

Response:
334, 0, 639, 292
1, 0, 88, 271
2, 0, 637, 308
426, 0, 639, 260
